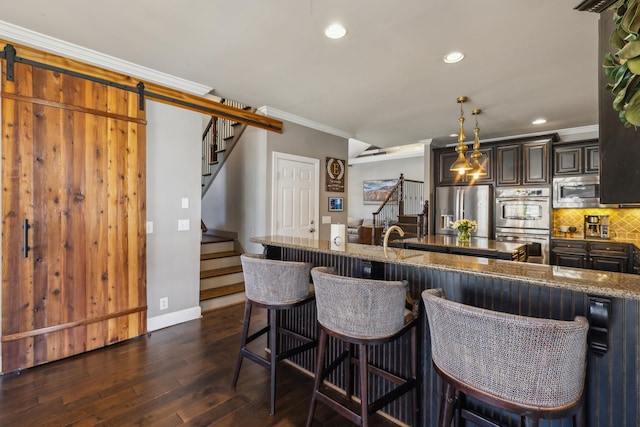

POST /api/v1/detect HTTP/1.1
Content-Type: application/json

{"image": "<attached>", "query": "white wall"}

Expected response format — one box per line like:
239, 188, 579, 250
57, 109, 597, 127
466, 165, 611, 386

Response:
146, 101, 203, 330
347, 155, 424, 220
202, 125, 268, 254
203, 120, 349, 254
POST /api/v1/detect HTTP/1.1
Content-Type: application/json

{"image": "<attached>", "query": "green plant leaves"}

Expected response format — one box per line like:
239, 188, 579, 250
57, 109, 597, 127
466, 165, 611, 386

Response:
618, 40, 640, 58
606, 0, 640, 127
621, 1, 640, 39
625, 89, 640, 125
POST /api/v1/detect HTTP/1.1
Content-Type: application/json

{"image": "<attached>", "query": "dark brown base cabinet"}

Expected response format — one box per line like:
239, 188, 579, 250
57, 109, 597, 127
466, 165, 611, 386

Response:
551, 239, 631, 273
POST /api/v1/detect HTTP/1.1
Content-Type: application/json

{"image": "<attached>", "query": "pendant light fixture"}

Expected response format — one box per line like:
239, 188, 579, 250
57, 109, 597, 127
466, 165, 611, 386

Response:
468, 109, 487, 179
449, 96, 472, 174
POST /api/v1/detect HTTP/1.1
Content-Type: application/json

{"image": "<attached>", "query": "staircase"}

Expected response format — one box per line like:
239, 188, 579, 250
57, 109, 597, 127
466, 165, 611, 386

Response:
370, 174, 428, 244
199, 234, 246, 312
199, 98, 254, 310
394, 214, 423, 238
201, 99, 255, 197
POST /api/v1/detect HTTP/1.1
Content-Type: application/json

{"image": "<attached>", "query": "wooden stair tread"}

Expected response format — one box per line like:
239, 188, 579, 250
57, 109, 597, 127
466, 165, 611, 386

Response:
200, 283, 245, 300
200, 265, 243, 279
201, 234, 234, 244
200, 250, 242, 261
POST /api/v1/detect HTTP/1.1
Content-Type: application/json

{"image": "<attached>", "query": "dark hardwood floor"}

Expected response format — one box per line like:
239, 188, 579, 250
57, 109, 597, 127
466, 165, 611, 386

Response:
0, 303, 398, 426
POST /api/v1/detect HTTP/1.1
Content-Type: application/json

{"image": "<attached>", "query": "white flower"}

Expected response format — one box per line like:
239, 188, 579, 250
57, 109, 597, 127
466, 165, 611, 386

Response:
450, 218, 478, 232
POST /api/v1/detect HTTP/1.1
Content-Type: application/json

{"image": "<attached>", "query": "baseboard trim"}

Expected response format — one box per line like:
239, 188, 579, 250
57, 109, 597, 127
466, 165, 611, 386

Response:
147, 306, 202, 332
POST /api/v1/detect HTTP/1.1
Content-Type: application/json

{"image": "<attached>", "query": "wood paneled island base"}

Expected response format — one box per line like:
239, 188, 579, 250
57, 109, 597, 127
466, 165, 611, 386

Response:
251, 236, 640, 427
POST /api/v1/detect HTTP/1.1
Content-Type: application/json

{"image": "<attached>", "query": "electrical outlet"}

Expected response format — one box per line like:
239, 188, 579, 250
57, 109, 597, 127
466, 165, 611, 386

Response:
160, 297, 168, 310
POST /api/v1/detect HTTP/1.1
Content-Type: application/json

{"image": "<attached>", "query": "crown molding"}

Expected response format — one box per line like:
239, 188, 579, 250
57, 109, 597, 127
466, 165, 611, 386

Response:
258, 106, 354, 140
0, 20, 212, 95
348, 149, 425, 165
465, 125, 598, 146
574, 0, 617, 13
555, 124, 599, 137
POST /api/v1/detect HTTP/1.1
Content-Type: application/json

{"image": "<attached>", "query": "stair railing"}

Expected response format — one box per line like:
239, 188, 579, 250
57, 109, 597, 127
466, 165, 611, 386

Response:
201, 99, 247, 178
201, 100, 254, 196
371, 174, 427, 244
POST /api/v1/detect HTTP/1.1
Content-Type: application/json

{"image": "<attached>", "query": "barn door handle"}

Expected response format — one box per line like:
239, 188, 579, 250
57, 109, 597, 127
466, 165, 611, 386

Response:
23, 219, 31, 258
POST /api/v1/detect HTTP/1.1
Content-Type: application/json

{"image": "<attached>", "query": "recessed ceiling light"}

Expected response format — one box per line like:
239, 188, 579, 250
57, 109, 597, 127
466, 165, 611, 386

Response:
325, 23, 347, 39
443, 52, 464, 64
532, 118, 547, 125
449, 133, 458, 138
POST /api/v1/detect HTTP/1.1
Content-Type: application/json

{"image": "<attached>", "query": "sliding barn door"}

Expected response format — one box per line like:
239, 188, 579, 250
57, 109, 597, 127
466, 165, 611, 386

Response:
1, 62, 147, 372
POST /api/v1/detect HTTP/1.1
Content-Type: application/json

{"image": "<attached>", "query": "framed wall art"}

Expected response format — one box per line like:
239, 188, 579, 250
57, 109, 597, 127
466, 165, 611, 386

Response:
328, 197, 344, 212
325, 157, 345, 192
363, 179, 398, 204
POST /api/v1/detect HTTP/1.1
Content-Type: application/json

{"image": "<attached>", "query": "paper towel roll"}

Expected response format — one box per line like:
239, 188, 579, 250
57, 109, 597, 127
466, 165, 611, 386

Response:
330, 224, 346, 251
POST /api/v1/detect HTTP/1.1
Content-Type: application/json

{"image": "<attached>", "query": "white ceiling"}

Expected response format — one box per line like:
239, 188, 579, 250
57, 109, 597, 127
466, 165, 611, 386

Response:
0, 1, 600, 149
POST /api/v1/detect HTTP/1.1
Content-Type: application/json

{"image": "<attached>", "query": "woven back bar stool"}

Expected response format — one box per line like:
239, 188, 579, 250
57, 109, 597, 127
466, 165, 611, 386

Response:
231, 254, 317, 415
306, 267, 419, 427
421, 288, 589, 427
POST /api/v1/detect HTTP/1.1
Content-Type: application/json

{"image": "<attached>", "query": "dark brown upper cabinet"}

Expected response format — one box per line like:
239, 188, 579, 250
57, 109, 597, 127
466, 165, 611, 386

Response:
496, 139, 550, 186
435, 146, 493, 186
553, 140, 599, 176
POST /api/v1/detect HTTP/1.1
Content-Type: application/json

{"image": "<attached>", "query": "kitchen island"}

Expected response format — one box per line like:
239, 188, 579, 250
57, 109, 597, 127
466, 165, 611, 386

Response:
395, 235, 528, 261
251, 235, 640, 427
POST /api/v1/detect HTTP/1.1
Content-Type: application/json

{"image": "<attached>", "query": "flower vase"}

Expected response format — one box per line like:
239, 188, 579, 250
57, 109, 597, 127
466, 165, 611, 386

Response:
457, 229, 471, 243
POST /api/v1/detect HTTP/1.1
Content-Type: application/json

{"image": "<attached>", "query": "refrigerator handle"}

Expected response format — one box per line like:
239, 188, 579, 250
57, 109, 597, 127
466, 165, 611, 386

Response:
456, 189, 464, 221
454, 189, 459, 222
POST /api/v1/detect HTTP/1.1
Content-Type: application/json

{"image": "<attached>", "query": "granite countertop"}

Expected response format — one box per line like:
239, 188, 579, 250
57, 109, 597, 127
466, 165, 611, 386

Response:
552, 233, 640, 248
398, 235, 525, 254
251, 235, 640, 301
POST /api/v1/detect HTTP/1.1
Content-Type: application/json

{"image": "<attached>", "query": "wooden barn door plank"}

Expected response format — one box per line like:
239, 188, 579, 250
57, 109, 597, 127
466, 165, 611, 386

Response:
1, 61, 147, 373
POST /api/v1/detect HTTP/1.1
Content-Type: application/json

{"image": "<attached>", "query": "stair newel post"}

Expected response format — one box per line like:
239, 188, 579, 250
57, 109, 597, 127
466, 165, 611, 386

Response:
398, 174, 405, 216
371, 213, 377, 245
422, 200, 429, 236
210, 116, 218, 165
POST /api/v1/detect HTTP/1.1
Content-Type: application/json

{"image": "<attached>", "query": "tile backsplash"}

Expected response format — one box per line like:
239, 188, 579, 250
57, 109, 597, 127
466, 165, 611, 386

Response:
553, 208, 640, 241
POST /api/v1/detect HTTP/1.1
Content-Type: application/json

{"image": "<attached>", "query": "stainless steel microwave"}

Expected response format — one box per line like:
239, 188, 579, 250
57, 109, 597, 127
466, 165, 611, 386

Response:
553, 176, 606, 208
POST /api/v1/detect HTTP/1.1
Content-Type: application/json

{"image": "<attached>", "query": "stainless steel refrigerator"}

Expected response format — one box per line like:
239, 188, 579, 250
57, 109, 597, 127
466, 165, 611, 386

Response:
435, 185, 492, 238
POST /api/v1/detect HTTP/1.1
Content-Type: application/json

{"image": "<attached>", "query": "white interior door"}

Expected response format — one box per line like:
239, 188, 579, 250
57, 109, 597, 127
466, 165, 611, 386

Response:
273, 152, 319, 239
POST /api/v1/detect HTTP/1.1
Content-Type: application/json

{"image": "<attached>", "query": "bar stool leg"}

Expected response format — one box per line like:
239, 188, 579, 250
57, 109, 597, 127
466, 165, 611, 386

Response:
438, 380, 456, 427
574, 393, 586, 427
232, 300, 253, 389
268, 308, 278, 415
359, 343, 369, 426
345, 343, 354, 400
306, 329, 328, 427
410, 326, 419, 427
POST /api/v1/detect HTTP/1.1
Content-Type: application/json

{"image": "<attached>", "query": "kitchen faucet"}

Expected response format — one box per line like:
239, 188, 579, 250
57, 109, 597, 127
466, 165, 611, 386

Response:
383, 225, 405, 258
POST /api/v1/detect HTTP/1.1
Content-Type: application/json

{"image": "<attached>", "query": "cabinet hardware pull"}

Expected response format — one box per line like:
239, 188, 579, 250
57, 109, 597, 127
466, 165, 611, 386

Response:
23, 219, 31, 258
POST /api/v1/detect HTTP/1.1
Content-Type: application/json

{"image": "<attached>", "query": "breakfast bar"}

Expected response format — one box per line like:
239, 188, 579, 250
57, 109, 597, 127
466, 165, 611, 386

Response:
395, 235, 529, 261
252, 235, 640, 427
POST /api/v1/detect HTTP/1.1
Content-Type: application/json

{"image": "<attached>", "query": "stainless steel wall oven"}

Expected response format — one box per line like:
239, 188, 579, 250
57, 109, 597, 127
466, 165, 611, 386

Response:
495, 187, 551, 264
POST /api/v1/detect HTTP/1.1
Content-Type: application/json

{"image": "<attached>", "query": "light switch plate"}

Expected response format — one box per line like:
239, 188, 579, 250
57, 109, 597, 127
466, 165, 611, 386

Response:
322, 216, 331, 224
146, 221, 153, 234
181, 197, 189, 209
178, 219, 190, 231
